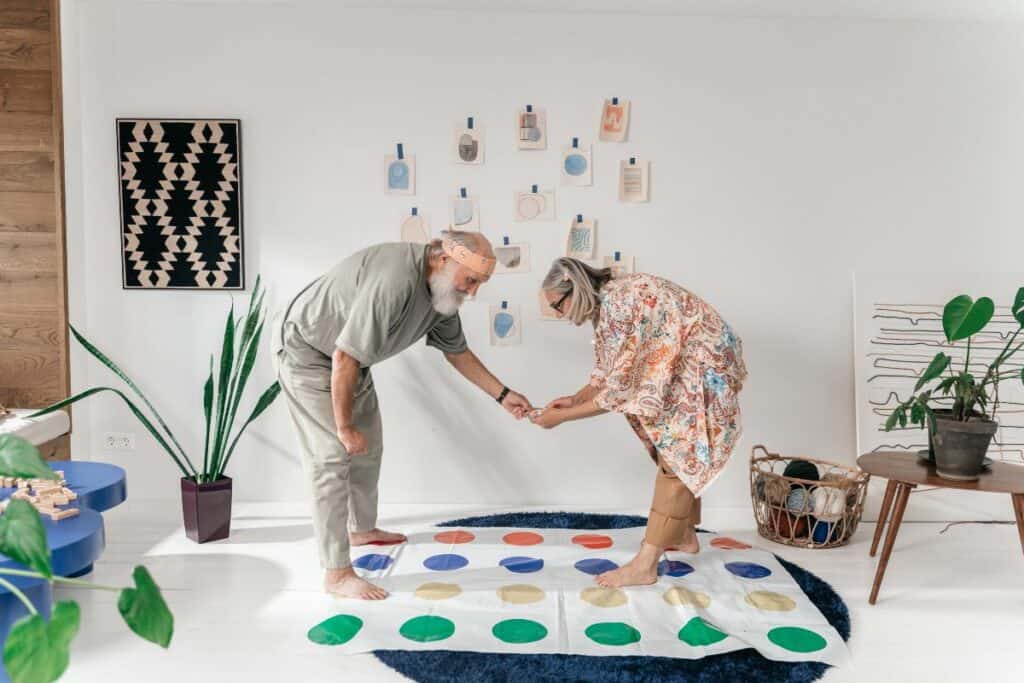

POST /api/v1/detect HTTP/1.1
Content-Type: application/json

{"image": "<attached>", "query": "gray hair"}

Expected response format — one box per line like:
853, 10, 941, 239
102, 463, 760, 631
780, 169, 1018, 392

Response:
541, 257, 612, 325
428, 229, 478, 260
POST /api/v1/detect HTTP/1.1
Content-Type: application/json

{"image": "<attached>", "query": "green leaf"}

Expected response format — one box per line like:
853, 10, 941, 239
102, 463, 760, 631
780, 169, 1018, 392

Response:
915, 353, 951, 391
118, 566, 173, 648
201, 357, 214, 483
29, 386, 194, 479
0, 435, 58, 481
1013, 287, 1024, 326
3, 601, 80, 683
0, 499, 52, 578
884, 407, 903, 432
943, 295, 995, 342
209, 305, 236, 478
910, 402, 924, 425
936, 376, 956, 395
898, 408, 907, 428
217, 381, 282, 477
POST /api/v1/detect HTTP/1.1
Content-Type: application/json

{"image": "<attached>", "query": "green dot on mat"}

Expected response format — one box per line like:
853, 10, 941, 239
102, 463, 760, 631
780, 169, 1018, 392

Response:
585, 622, 642, 646
767, 626, 827, 653
399, 615, 456, 643
307, 614, 364, 646
492, 619, 549, 644
678, 616, 728, 647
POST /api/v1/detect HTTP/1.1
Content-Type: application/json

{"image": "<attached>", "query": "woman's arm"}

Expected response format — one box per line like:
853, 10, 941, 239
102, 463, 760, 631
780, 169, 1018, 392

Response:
545, 382, 599, 409
530, 397, 607, 429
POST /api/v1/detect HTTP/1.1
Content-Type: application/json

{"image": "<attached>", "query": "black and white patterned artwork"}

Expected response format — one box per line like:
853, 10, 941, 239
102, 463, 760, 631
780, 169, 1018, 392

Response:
117, 119, 244, 289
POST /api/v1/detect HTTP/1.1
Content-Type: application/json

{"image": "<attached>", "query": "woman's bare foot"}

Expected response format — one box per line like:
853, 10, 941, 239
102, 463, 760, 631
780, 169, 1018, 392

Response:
596, 542, 661, 588
325, 567, 388, 600
349, 528, 407, 546
673, 531, 700, 554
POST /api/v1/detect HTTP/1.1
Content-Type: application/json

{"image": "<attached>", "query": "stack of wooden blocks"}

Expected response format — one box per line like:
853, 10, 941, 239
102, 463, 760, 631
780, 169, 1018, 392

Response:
0, 470, 80, 521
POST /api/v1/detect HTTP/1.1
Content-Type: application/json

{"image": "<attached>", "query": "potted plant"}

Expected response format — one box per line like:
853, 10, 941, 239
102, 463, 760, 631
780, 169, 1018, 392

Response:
0, 435, 173, 683
32, 277, 280, 542
885, 288, 1024, 480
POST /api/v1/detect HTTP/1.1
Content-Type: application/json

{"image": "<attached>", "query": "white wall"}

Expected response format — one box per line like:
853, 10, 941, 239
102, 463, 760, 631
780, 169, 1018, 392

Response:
61, 0, 1024, 522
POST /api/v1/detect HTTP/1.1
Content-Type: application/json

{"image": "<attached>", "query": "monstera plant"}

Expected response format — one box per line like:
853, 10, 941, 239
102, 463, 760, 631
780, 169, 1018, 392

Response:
0, 435, 173, 683
885, 288, 1024, 480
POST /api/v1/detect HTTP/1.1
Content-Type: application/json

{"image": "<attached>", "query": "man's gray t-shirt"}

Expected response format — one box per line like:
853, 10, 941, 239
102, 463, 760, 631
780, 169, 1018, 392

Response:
278, 242, 467, 366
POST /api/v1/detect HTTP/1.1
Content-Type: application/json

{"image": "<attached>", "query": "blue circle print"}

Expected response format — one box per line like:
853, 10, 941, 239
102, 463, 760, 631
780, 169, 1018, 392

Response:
575, 558, 619, 575
725, 562, 772, 579
353, 553, 394, 571
493, 312, 515, 338
563, 153, 588, 176
388, 161, 409, 190
500, 556, 544, 574
423, 554, 469, 571
658, 560, 695, 578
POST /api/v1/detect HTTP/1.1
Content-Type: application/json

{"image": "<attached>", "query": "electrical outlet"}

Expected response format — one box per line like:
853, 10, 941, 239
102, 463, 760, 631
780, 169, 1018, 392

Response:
102, 432, 136, 451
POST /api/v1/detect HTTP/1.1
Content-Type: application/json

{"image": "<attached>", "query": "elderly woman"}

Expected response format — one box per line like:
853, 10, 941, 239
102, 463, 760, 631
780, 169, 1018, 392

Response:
530, 258, 747, 588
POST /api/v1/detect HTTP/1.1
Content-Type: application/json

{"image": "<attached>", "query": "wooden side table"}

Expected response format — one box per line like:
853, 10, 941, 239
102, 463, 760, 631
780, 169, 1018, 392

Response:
858, 451, 1024, 604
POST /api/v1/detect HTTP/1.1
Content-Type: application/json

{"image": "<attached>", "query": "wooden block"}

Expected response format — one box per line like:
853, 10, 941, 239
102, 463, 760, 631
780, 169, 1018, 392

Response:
10, 490, 29, 500
48, 507, 78, 521
53, 470, 63, 479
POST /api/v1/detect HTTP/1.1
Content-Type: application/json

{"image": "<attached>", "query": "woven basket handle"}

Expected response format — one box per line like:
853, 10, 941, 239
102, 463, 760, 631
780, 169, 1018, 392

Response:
750, 444, 777, 460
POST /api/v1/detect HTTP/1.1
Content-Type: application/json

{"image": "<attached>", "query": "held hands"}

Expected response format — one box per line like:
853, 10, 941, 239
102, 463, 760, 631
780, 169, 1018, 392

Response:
337, 426, 369, 456
528, 407, 567, 430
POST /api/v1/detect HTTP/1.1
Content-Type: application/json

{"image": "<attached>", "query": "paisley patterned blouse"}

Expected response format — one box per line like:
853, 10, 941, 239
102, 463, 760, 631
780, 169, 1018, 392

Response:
590, 274, 747, 496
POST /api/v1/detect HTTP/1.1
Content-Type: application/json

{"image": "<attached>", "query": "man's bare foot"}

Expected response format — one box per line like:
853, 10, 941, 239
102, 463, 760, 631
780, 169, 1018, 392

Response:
350, 528, 407, 546
596, 542, 661, 588
325, 568, 388, 600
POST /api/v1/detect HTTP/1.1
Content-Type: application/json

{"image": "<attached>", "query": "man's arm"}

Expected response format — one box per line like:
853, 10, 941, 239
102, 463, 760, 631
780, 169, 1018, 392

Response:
443, 349, 531, 419
332, 349, 369, 455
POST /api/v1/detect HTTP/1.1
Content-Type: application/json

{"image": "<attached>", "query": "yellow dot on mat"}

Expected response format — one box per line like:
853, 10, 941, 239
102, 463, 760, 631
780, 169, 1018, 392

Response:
414, 582, 462, 600
745, 591, 796, 612
580, 586, 628, 608
497, 584, 546, 604
663, 587, 712, 608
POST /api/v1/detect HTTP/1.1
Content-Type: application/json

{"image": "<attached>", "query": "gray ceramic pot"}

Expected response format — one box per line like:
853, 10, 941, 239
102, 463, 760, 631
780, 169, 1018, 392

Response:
932, 417, 997, 481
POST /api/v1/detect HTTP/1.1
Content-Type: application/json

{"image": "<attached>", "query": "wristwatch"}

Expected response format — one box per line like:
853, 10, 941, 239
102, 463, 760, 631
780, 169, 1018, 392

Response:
496, 386, 511, 404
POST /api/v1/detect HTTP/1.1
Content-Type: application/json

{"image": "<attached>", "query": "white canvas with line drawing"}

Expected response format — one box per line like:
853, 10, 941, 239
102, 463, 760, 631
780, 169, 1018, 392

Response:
454, 119, 484, 164
516, 106, 547, 150
494, 242, 530, 274
854, 272, 1024, 467
566, 217, 596, 260
400, 211, 429, 244
449, 191, 480, 231
514, 188, 556, 222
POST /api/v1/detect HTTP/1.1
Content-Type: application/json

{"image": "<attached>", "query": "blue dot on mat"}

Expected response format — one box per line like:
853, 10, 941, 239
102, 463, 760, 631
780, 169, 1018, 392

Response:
499, 556, 544, 573
658, 560, 694, 577
575, 558, 619, 575
725, 561, 772, 579
353, 553, 393, 571
423, 554, 469, 571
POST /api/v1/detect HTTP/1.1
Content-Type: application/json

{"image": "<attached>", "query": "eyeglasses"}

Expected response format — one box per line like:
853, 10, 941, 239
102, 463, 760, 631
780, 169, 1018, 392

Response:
550, 288, 572, 313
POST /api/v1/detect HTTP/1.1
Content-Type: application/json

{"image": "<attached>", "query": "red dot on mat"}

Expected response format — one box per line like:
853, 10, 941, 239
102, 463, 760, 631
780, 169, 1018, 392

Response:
711, 537, 752, 550
365, 539, 405, 546
572, 534, 613, 549
503, 531, 544, 546
434, 530, 476, 544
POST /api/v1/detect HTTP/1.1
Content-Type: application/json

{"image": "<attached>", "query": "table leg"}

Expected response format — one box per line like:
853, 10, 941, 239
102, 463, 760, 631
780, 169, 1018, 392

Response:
870, 479, 897, 558
1013, 494, 1024, 559
869, 482, 913, 605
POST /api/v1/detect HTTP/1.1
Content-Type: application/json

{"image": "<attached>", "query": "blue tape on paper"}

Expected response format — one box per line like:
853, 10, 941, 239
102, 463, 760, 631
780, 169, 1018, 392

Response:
467, 116, 474, 129
502, 300, 508, 309
460, 187, 467, 198
615, 251, 621, 261
576, 214, 583, 223
396, 143, 404, 160
531, 184, 538, 193
411, 207, 418, 216
526, 104, 533, 113
572, 137, 578, 148
629, 157, 636, 165
612, 96, 619, 105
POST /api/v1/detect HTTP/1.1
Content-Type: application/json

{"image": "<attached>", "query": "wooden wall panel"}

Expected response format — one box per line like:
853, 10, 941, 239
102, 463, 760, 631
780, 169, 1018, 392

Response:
0, 0, 68, 413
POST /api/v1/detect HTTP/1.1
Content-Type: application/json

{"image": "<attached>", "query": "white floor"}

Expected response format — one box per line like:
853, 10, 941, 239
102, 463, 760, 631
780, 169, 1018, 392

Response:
55, 501, 1024, 683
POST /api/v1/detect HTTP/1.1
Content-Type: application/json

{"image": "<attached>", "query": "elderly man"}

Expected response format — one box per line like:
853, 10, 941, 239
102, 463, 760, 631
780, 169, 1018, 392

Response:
274, 230, 531, 599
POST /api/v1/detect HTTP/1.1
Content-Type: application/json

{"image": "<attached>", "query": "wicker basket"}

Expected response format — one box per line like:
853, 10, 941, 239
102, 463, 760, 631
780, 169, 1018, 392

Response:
749, 444, 870, 549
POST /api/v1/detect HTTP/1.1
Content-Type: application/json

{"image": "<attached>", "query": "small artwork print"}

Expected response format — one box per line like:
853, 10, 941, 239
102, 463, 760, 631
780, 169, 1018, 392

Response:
599, 98, 631, 142
604, 252, 635, 277
400, 211, 429, 244
566, 216, 596, 259
117, 118, 243, 289
490, 304, 522, 346
455, 119, 484, 164
514, 187, 556, 222
385, 149, 415, 195
618, 158, 649, 202
494, 242, 530, 274
561, 141, 592, 186
517, 106, 547, 150
449, 191, 480, 231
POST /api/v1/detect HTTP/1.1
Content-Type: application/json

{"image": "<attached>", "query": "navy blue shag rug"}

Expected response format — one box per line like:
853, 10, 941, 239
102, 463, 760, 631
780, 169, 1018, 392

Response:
373, 512, 850, 683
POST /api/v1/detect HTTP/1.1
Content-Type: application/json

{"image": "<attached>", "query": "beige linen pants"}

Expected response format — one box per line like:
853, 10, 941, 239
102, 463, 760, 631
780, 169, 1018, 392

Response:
275, 323, 383, 569
645, 454, 702, 548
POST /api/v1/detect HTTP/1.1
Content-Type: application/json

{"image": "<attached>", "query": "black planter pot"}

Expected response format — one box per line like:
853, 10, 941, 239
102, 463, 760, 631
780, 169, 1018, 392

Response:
180, 476, 233, 543
932, 417, 998, 481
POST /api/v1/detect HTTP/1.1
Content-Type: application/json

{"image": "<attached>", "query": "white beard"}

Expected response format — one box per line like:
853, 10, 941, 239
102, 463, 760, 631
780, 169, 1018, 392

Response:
428, 263, 467, 316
